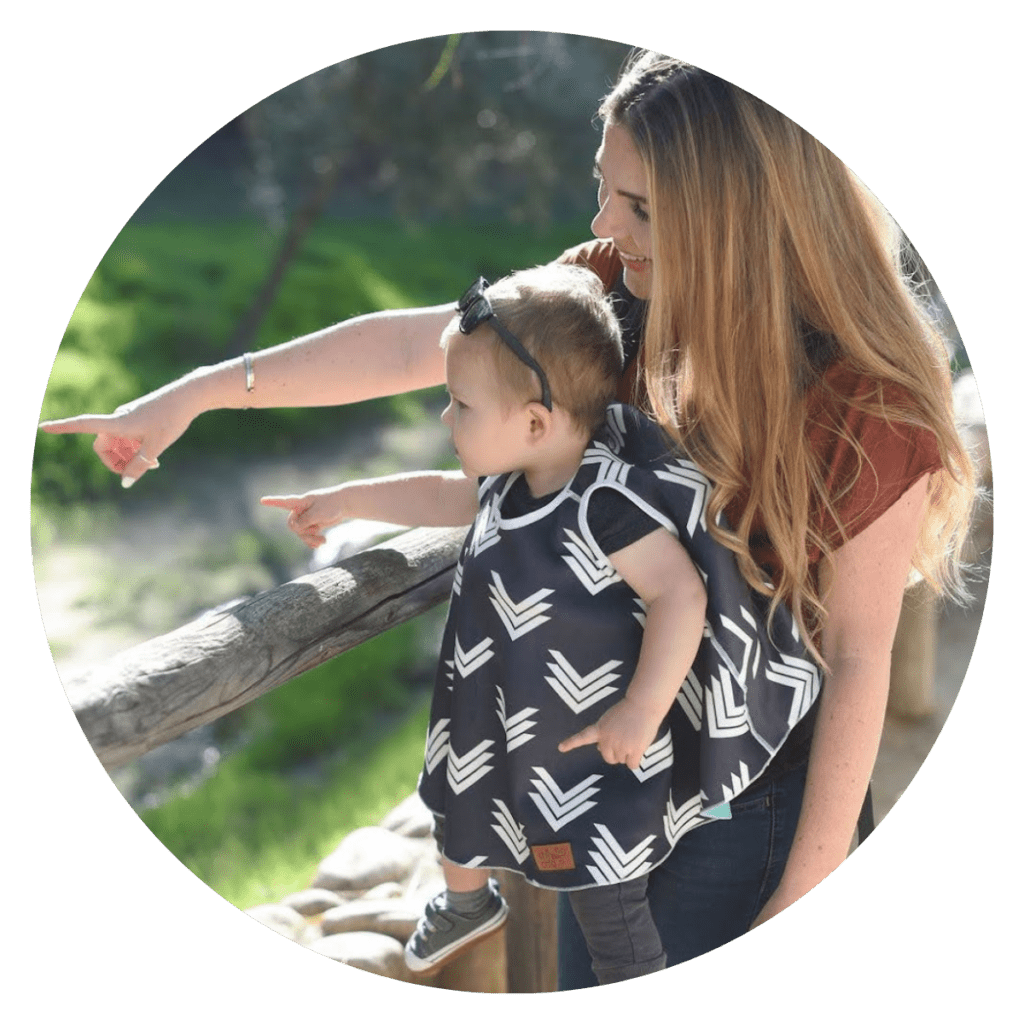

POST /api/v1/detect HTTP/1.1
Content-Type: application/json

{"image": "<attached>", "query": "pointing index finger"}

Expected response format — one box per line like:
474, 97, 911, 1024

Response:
558, 725, 599, 753
39, 414, 116, 435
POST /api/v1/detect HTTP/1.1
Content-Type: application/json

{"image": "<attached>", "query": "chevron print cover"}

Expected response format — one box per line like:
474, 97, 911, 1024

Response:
417, 403, 821, 891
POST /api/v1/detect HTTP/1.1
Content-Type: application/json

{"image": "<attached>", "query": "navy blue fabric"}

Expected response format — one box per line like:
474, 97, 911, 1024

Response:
416, 404, 821, 892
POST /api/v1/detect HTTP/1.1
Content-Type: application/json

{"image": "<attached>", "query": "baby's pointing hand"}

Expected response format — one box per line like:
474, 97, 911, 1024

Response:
557, 698, 659, 771
261, 491, 347, 549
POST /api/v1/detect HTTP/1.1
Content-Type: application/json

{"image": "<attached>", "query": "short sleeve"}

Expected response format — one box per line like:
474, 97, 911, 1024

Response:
585, 487, 661, 556
811, 370, 943, 552
731, 364, 944, 584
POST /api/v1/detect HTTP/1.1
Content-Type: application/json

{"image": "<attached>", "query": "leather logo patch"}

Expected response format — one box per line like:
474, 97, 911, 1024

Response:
532, 842, 575, 871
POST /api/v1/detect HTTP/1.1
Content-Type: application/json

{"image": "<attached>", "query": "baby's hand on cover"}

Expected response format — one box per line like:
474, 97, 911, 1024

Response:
260, 488, 350, 549
557, 697, 661, 771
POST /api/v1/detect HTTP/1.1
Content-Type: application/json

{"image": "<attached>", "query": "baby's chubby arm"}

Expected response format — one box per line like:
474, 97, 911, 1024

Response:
558, 528, 707, 770
261, 471, 479, 549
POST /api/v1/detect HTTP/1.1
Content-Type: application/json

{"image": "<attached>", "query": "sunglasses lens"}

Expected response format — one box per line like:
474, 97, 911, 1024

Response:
458, 277, 487, 313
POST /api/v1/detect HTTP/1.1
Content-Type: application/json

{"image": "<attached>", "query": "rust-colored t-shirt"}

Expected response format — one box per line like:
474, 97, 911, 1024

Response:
558, 239, 943, 582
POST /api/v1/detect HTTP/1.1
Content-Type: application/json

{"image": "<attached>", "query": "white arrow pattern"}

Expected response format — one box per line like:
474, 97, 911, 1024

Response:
706, 666, 750, 738
495, 686, 538, 752
561, 528, 622, 594
452, 560, 464, 596
604, 405, 627, 453
580, 444, 631, 487
545, 650, 622, 713
529, 767, 602, 831
632, 597, 647, 628
491, 800, 530, 864
472, 501, 501, 556
586, 824, 657, 884
453, 635, 495, 678
766, 653, 822, 725
653, 460, 710, 536
488, 572, 554, 640
631, 731, 674, 781
446, 739, 496, 794
720, 760, 753, 803
424, 718, 450, 774
676, 671, 703, 730
664, 792, 704, 844
718, 608, 760, 687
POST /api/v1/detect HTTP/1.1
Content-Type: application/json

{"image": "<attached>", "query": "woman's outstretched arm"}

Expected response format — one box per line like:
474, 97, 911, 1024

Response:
750, 473, 931, 926
40, 303, 455, 486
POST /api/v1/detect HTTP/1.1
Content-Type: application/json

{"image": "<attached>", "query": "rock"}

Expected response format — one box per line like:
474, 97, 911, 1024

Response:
321, 899, 422, 942
379, 792, 435, 839
363, 881, 404, 901
404, 844, 444, 903
246, 903, 307, 942
312, 827, 431, 892
281, 888, 347, 916
308, 931, 414, 982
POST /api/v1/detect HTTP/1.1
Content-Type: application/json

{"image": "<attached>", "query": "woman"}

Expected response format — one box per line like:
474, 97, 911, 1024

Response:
41, 51, 975, 986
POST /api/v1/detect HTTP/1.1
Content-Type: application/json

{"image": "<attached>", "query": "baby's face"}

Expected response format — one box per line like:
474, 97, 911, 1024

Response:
440, 327, 533, 480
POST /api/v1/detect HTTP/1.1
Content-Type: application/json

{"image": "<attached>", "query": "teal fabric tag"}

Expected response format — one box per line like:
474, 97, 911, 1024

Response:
702, 802, 732, 820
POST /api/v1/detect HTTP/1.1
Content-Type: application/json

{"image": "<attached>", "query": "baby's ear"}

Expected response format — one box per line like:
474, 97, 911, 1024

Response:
525, 402, 555, 441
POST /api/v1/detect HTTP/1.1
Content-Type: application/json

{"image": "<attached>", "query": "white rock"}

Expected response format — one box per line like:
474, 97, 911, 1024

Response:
312, 826, 431, 892
321, 899, 422, 942
246, 903, 307, 941
404, 844, 445, 903
363, 881, 404, 901
379, 791, 435, 838
281, 888, 347, 916
308, 931, 413, 982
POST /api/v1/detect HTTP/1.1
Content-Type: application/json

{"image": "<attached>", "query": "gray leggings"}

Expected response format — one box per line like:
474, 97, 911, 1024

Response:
432, 814, 665, 985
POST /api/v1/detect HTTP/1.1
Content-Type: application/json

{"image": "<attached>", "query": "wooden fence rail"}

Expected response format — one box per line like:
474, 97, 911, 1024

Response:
65, 525, 467, 769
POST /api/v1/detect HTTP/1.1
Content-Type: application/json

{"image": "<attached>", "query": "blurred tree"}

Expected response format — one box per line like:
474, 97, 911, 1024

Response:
225, 32, 632, 354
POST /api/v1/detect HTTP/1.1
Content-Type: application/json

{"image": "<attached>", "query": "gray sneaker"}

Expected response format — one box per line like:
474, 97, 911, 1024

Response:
404, 879, 509, 974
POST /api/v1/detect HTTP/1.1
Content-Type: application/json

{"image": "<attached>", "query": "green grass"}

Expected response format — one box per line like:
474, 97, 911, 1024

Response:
141, 696, 432, 910
139, 616, 439, 909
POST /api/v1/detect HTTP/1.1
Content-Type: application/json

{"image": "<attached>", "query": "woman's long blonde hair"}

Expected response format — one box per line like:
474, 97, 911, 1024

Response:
601, 52, 976, 660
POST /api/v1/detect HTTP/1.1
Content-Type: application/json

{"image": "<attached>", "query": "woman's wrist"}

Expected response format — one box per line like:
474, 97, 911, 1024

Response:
182, 356, 252, 414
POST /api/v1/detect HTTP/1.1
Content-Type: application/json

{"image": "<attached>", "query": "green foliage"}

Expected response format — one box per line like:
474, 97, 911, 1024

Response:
222, 620, 426, 770
142, 697, 432, 909
34, 216, 592, 503
139, 621, 434, 908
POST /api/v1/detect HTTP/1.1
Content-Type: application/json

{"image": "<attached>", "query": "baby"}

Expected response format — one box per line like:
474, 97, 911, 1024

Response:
263, 264, 709, 985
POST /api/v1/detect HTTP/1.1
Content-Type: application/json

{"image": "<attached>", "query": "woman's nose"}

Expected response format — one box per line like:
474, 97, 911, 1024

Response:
591, 195, 619, 241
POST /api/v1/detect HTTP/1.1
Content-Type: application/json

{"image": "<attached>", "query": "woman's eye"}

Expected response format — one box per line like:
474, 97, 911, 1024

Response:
632, 201, 650, 223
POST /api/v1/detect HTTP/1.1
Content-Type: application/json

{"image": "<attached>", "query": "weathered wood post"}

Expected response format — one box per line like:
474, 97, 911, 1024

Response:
888, 583, 938, 718
435, 927, 509, 993
498, 871, 559, 993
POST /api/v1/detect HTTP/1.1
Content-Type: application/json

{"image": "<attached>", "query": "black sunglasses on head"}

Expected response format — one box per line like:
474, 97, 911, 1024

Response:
456, 277, 553, 411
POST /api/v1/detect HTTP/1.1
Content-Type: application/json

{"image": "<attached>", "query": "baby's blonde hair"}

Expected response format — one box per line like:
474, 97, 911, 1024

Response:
448, 264, 624, 433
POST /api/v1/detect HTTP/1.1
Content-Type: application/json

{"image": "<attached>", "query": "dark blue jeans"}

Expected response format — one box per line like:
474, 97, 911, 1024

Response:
558, 756, 809, 989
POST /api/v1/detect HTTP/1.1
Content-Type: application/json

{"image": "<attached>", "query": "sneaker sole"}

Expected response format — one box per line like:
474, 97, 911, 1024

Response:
404, 902, 509, 976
